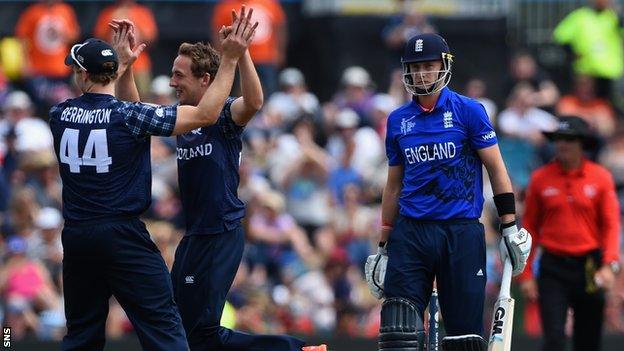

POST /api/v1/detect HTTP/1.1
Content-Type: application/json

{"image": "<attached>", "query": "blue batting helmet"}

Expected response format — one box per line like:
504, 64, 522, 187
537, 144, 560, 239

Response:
401, 33, 453, 96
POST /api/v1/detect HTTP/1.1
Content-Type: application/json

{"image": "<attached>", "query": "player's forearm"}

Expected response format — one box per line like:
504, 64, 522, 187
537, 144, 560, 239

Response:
196, 58, 238, 123
480, 145, 516, 224
489, 172, 516, 224
115, 67, 140, 102
172, 58, 238, 135
380, 184, 401, 243
238, 52, 263, 114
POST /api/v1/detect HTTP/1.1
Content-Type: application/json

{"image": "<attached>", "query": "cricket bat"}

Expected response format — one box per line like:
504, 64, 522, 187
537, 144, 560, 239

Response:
427, 288, 439, 351
487, 259, 514, 351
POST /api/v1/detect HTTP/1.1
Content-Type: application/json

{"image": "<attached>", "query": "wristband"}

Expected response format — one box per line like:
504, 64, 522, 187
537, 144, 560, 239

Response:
493, 192, 516, 217
500, 220, 517, 230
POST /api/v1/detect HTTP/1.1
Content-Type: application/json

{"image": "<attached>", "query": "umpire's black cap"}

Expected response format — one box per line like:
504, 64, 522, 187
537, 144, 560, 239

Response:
64, 38, 119, 74
401, 33, 452, 64
543, 116, 599, 149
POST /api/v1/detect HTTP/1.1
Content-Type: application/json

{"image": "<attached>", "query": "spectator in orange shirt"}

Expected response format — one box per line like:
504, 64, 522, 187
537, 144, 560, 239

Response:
556, 74, 617, 138
212, 0, 287, 97
519, 116, 621, 351
93, 0, 158, 96
15, 0, 80, 107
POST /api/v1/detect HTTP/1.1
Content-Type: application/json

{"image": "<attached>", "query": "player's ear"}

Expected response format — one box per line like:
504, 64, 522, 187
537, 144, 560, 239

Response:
201, 73, 211, 87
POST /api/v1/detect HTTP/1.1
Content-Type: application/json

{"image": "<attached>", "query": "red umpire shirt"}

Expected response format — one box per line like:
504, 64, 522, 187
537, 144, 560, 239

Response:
519, 158, 621, 281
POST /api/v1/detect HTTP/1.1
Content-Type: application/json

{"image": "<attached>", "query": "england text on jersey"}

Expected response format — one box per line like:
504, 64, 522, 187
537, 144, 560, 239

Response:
60, 106, 112, 124
403, 141, 456, 164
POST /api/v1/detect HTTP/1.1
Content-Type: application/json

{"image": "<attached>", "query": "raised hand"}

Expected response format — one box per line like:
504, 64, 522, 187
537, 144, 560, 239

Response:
220, 5, 258, 62
108, 19, 147, 72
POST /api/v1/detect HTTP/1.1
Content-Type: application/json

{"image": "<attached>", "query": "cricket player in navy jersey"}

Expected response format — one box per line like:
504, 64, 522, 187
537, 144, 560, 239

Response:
364, 33, 533, 351
112, 8, 318, 351
49, 15, 253, 351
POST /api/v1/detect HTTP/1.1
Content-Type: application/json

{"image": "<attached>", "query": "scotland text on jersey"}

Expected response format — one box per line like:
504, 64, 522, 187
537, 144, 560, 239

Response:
177, 143, 213, 160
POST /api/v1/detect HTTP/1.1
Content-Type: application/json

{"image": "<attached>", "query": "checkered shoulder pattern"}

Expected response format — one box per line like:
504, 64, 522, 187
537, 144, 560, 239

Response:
122, 102, 177, 138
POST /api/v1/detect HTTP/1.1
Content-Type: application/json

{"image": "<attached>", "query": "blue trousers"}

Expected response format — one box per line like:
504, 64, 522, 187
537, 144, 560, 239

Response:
61, 218, 188, 351
171, 226, 305, 351
384, 215, 487, 336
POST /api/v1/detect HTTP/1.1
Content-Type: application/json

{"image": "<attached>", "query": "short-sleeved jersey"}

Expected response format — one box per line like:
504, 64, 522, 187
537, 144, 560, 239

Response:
176, 97, 245, 235
49, 92, 177, 222
385, 88, 497, 219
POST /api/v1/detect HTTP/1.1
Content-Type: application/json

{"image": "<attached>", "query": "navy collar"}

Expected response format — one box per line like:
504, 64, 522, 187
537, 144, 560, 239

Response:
82, 92, 114, 100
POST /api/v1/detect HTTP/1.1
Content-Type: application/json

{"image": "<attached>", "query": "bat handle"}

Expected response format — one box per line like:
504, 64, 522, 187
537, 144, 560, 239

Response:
428, 289, 439, 351
500, 259, 513, 299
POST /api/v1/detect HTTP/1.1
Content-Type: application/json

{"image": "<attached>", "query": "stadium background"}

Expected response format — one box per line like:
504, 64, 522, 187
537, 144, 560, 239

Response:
0, 0, 623, 350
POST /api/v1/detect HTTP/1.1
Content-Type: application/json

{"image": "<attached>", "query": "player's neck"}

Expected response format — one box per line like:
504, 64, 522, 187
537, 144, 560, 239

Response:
416, 92, 441, 111
84, 83, 115, 96
191, 87, 209, 107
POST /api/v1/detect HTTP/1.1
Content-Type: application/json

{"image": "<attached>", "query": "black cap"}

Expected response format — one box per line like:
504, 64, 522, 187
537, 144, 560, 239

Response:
543, 116, 598, 149
64, 38, 118, 74
401, 33, 451, 64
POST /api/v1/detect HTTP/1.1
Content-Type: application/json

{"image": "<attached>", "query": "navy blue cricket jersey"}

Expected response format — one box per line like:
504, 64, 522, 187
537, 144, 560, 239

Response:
385, 88, 497, 219
176, 97, 245, 235
49, 92, 177, 222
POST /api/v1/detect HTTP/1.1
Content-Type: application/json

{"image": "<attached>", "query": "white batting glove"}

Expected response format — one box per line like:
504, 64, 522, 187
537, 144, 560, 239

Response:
499, 223, 532, 277
365, 243, 388, 299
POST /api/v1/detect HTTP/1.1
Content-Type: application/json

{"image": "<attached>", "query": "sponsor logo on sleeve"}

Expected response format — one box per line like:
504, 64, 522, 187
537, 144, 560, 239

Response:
482, 131, 496, 141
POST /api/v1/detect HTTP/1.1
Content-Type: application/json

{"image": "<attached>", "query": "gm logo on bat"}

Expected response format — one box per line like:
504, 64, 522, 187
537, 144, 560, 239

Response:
490, 306, 506, 341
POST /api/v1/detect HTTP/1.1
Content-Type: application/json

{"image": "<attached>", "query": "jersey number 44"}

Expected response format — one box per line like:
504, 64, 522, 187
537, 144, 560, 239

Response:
59, 128, 112, 174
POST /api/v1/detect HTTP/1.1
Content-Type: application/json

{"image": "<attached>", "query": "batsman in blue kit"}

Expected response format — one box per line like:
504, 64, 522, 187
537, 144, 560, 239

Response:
112, 8, 311, 351
49, 19, 251, 351
364, 33, 533, 351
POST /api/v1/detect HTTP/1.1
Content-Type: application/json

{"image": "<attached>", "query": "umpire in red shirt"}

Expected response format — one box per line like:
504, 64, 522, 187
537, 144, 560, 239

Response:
519, 116, 621, 351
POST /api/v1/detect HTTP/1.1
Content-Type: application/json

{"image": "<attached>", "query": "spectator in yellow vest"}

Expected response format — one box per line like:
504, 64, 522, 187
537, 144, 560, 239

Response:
553, 0, 623, 99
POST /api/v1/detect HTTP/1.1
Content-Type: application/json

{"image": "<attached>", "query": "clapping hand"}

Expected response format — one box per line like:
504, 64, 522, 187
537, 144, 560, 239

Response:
109, 19, 147, 74
219, 6, 258, 62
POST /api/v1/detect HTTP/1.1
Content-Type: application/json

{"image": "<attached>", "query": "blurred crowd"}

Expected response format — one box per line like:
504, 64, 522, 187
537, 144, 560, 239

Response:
0, 0, 623, 343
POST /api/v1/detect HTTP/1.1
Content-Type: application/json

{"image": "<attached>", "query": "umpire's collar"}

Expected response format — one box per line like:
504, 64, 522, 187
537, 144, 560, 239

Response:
411, 87, 451, 114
